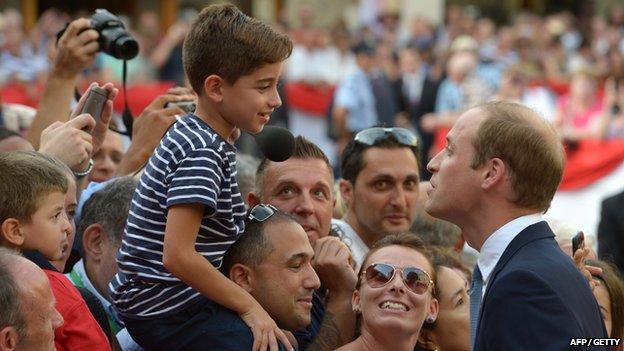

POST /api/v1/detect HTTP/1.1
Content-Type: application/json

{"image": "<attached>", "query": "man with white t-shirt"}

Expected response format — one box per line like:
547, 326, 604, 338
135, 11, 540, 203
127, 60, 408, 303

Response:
334, 127, 421, 269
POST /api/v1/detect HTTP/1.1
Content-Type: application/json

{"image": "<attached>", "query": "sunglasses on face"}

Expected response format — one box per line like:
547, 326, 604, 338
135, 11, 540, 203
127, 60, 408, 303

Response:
362, 263, 433, 295
247, 204, 279, 223
354, 127, 419, 149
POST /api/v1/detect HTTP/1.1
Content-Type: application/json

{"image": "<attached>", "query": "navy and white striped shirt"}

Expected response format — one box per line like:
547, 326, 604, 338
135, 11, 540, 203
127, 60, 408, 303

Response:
110, 114, 246, 318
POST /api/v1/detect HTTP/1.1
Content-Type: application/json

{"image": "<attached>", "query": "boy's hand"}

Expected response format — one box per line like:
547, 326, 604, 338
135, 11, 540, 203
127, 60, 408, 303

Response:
240, 304, 293, 351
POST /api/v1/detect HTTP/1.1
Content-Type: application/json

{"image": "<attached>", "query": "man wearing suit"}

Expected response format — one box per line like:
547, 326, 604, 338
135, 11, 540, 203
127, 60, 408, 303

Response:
425, 101, 607, 350
598, 190, 624, 275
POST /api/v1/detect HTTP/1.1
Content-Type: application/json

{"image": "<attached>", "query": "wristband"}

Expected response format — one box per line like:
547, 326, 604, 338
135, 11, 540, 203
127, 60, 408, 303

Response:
73, 158, 94, 179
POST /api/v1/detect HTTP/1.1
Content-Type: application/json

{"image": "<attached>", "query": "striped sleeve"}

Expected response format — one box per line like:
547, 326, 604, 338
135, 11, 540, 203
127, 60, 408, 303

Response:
166, 147, 224, 210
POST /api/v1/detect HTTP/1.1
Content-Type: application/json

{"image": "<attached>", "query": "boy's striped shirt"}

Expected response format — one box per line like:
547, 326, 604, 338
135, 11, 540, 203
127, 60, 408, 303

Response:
110, 114, 246, 318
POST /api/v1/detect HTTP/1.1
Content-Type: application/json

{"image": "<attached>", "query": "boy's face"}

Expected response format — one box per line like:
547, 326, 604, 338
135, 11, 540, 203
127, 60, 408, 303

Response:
21, 191, 71, 262
220, 61, 284, 134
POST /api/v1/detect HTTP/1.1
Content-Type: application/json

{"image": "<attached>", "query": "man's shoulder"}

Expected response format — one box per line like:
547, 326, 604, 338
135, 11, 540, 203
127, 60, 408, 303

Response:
602, 189, 624, 209
200, 303, 255, 348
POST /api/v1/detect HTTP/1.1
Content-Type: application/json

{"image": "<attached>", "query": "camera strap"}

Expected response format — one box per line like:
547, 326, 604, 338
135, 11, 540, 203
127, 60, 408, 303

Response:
121, 59, 134, 138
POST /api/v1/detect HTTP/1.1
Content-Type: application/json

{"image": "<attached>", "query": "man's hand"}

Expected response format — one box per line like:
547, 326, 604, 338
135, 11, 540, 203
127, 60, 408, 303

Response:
39, 114, 95, 171
71, 82, 119, 153
312, 237, 357, 295
39, 82, 118, 172
52, 18, 99, 79
573, 247, 602, 290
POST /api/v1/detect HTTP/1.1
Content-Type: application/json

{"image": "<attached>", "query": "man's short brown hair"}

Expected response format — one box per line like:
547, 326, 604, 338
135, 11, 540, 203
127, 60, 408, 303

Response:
255, 135, 333, 198
183, 3, 293, 94
471, 101, 565, 212
0, 151, 68, 224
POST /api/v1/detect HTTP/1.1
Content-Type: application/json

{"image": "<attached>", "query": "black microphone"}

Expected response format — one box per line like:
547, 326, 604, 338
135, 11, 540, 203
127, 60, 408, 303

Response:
253, 126, 295, 162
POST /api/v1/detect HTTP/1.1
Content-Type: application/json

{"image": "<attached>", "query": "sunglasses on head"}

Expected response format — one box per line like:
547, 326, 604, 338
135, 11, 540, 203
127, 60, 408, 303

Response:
247, 204, 279, 223
362, 263, 433, 295
354, 127, 419, 148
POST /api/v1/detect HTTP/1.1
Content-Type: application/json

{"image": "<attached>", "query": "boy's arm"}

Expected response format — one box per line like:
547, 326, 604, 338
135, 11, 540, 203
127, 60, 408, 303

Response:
162, 203, 255, 313
162, 203, 292, 351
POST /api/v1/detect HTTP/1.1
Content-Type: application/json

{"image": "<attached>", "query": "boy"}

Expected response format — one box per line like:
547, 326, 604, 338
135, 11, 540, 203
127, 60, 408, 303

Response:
0, 151, 111, 351
110, 4, 293, 351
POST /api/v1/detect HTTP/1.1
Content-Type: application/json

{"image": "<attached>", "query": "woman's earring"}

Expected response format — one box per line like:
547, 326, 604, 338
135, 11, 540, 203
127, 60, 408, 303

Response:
426, 315, 436, 323
353, 306, 361, 314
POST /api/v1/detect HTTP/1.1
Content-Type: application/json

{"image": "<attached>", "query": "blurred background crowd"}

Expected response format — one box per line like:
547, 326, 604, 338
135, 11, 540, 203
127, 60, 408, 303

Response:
2, 0, 624, 254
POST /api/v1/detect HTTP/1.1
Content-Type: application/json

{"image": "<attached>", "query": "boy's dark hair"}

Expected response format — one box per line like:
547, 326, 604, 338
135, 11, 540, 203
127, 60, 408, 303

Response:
76, 177, 138, 257
221, 210, 295, 274
0, 151, 68, 224
255, 135, 333, 197
341, 135, 420, 185
183, 3, 293, 94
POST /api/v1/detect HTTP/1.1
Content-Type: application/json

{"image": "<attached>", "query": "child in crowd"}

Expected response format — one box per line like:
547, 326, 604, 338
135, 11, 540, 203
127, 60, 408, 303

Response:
110, 4, 293, 351
0, 151, 111, 351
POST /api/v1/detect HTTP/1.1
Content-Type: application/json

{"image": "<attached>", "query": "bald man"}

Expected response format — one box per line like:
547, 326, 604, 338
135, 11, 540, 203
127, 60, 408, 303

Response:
0, 248, 63, 351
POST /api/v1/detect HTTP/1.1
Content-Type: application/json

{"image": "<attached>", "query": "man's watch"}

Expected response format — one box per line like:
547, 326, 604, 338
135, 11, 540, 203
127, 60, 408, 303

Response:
73, 158, 93, 179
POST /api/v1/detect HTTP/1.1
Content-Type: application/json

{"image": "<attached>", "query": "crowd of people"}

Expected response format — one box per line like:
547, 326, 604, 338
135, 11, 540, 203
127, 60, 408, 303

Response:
1, 2, 624, 351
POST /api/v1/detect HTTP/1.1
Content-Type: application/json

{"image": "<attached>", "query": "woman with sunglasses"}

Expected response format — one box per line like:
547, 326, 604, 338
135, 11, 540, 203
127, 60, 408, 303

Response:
336, 233, 439, 351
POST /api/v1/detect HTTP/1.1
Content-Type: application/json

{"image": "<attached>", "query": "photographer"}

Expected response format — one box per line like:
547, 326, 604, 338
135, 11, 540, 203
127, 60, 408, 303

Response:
28, 18, 100, 149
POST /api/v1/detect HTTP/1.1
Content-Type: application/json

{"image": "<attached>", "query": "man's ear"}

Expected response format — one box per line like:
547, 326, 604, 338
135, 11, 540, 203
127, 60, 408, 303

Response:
82, 224, 106, 263
0, 219, 24, 248
229, 263, 254, 293
203, 75, 225, 103
339, 179, 354, 209
247, 192, 261, 208
0, 326, 19, 351
481, 157, 506, 190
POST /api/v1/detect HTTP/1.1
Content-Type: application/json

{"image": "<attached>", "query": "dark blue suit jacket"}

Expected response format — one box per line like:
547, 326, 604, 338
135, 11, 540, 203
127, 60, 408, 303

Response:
474, 221, 608, 351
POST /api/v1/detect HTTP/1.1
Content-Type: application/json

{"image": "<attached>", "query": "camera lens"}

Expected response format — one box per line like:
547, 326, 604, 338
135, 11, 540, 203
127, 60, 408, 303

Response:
100, 27, 139, 60
115, 36, 139, 60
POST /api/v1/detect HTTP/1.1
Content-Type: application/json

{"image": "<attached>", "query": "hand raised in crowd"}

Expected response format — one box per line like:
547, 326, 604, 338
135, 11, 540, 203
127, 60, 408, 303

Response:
574, 247, 603, 290
115, 87, 195, 176
39, 113, 95, 171
240, 303, 294, 351
39, 82, 118, 172
28, 18, 103, 148
52, 18, 100, 79
312, 237, 357, 295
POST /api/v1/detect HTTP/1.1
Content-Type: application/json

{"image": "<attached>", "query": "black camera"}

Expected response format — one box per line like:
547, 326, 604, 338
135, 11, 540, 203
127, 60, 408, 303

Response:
91, 9, 139, 60
57, 9, 139, 60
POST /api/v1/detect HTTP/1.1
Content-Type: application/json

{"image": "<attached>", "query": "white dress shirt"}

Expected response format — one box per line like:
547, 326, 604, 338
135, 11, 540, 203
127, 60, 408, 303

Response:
476, 213, 544, 297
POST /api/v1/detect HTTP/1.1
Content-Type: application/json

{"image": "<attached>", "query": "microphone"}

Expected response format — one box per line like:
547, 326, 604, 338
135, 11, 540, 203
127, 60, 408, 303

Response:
253, 126, 295, 162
